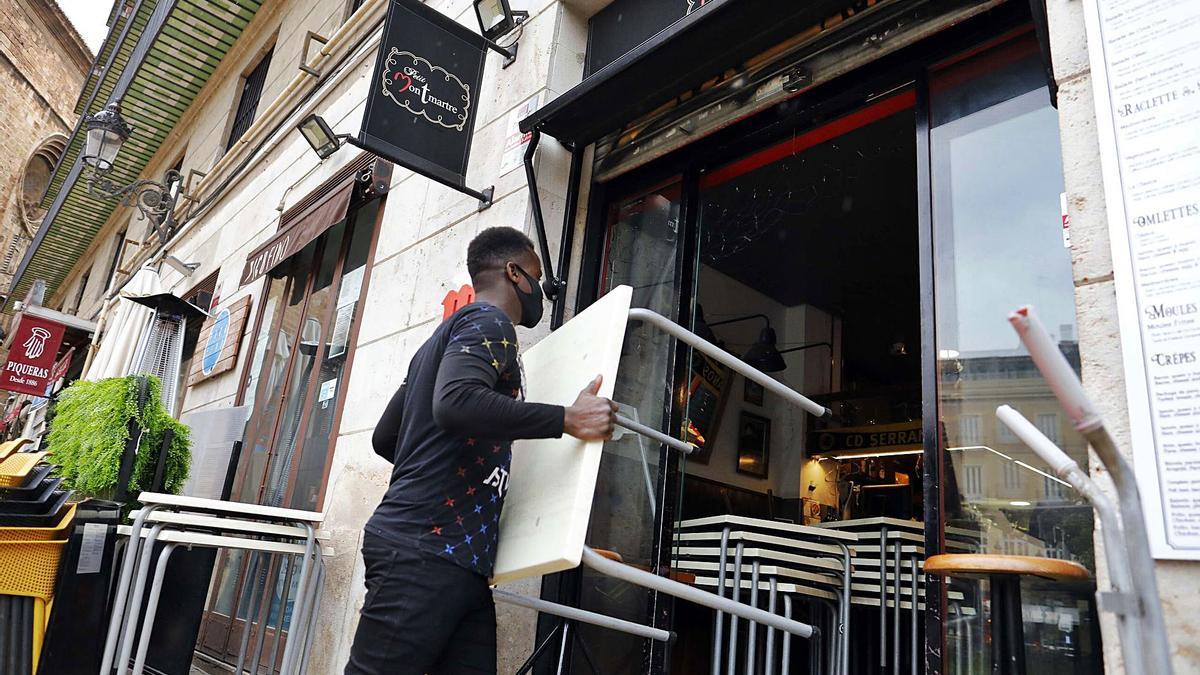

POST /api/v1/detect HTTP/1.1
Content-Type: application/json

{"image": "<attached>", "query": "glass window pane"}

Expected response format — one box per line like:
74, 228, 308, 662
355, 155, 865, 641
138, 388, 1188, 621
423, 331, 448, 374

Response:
931, 38, 1099, 673
575, 181, 682, 673
290, 202, 379, 510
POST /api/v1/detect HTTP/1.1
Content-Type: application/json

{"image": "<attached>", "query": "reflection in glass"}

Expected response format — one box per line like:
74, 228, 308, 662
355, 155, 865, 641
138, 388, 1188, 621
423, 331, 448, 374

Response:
574, 182, 682, 673
932, 38, 1100, 673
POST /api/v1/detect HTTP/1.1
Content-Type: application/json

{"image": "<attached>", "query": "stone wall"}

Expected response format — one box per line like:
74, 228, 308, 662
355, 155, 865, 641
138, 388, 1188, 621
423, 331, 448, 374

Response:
1047, 0, 1200, 671
0, 0, 89, 302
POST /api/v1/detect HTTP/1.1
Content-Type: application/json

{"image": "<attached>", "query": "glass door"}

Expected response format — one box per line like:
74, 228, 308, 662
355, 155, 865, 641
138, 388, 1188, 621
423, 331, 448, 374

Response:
199, 199, 379, 668
928, 35, 1101, 674
574, 179, 686, 673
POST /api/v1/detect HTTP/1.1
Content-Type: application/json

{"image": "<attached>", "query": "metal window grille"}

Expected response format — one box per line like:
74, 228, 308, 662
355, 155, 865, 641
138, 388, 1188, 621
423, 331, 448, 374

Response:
226, 48, 274, 152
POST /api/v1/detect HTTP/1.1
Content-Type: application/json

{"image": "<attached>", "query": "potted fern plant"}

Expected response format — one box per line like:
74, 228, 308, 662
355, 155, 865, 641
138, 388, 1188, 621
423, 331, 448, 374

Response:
46, 374, 191, 499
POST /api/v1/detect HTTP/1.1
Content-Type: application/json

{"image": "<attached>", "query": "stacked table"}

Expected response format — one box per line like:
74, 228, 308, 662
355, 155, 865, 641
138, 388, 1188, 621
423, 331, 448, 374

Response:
101, 492, 331, 675
674, 515, 979, 674
817, 518, 980, 675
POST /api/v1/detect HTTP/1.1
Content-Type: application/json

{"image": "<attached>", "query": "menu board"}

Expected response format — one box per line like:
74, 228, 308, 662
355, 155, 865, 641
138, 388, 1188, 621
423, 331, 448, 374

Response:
1084, 0, 1200, 559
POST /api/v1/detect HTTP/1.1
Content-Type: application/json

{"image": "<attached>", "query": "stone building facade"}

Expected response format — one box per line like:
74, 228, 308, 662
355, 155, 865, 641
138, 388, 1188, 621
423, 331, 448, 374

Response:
0, 0, 90, 303
12, 0, 1199, 673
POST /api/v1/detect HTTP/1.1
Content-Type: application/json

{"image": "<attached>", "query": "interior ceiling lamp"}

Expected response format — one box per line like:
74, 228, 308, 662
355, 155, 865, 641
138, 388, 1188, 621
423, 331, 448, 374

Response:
297, 113, 350, 160
473, 0, 528, 66
81, 101, 183, 244
705, 312, 834, 373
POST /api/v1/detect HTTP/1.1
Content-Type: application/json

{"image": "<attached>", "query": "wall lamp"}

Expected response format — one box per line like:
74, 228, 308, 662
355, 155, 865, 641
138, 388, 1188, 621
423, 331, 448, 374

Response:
162, 255, 200, 277
473, 0, 528, 68
297, 113, 350, 160
81, 101, 183, 244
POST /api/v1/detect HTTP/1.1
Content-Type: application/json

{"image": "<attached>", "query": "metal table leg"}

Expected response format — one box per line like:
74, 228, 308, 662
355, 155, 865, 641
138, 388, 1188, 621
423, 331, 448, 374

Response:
747, 561, 760, 674
131, 543, 179, 675
713, 527, 730, 675
893, 542, 901, 675
837, 542, 851, 675
279, 523, 317, 674
782, 595, 793, 675
727, 543, 744, 675
115, 523, 166, 675
765, 577, 778, 674
911, 557, 919, 675
100, 504, 161, 674
879, 527, 887, 671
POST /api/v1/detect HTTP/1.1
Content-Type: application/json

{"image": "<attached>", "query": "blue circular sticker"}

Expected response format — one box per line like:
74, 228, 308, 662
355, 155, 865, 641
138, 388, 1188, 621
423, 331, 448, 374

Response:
202, 308, 231, 375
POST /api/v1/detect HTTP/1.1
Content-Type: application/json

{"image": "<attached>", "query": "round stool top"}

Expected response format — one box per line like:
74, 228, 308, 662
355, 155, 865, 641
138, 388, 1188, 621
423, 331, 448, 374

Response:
924, 554, 1090, 582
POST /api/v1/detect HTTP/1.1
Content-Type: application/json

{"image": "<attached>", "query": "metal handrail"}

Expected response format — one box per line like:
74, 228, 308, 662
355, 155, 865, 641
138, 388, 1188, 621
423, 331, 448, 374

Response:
1006, 305, 1172, 675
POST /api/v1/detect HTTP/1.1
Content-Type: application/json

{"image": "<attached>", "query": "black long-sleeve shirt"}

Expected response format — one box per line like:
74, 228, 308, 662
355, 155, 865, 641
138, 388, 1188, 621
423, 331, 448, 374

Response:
365, 303, 564, 576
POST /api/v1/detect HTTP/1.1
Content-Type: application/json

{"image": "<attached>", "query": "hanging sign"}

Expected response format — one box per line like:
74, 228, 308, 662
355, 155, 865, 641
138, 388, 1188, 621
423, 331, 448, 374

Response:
355, 0, 487, 191
1083, 0, 1200, 559
0, 314, 67, 396
810, 420, 923, 456
188, 297, 252, 385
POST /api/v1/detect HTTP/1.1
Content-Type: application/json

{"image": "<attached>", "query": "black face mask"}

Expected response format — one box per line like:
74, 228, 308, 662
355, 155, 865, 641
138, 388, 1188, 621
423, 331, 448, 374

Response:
511, 264, 545, 328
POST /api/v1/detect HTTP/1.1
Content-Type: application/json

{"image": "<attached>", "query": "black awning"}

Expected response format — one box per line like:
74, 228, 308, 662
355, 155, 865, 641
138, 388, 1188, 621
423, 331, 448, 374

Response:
520, 0, 854, 145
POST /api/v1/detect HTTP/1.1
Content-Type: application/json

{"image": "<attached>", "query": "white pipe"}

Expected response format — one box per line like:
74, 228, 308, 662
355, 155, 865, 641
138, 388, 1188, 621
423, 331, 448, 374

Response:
628, 308, 829, 418
1007, 305, 1172, 675
492, 588, 672, 642
1007, 306, 1102, 433
581, 547, 818, 639
996, 405, 1144, 674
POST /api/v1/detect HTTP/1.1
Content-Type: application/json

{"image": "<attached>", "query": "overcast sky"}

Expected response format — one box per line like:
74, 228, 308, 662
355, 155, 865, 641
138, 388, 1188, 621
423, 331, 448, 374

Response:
58, 0, 115, 54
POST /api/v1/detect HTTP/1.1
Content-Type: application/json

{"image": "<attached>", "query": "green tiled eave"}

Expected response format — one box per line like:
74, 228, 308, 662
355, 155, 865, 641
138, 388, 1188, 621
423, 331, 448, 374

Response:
16, 0, 264, 310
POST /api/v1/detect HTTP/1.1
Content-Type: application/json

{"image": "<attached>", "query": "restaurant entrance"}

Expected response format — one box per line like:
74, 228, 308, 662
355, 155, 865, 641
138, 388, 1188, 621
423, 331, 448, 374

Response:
561, 25, 1102, 675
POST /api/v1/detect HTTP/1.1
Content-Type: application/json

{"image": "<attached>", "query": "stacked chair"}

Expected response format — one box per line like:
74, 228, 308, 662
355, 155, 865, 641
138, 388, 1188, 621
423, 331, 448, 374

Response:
0, 438, 75, 675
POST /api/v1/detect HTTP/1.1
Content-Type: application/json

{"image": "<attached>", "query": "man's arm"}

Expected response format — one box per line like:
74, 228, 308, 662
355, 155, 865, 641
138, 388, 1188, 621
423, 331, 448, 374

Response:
371, 382, 407, 462
431, 319, 564, 440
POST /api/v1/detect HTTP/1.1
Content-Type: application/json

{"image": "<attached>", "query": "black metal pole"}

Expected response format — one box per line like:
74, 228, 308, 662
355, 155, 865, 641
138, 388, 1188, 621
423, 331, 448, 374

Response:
523, 129, 563, 301
115, 376, 148, 503
151, 427, 173, 493
221, 440, 243, 500
550, 144, 584, 329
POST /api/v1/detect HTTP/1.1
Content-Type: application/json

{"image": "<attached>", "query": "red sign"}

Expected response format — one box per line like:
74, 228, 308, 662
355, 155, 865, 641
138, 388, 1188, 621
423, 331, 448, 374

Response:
0, 315, 66, 396
49, 346, 75, 385
1, 403, 23, 427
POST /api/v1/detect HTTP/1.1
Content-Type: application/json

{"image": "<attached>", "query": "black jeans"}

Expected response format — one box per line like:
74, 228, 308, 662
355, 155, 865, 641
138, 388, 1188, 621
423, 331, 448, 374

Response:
345, 531, 496, 675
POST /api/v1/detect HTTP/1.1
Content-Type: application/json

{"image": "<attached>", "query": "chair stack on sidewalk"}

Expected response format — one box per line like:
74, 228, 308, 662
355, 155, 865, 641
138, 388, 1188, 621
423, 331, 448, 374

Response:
101, 492, 330, 675
0, 438, 74, 675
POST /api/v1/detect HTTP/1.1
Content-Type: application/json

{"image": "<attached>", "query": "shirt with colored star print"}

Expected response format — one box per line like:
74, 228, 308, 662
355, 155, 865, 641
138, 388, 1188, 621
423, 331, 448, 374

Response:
366, 303, 564, 577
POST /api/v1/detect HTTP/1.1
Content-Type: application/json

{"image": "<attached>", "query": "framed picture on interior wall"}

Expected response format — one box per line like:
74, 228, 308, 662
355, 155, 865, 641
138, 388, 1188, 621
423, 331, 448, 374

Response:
744, 378, 764, 407
736, 412, 770, 479
682, 350, 732, 465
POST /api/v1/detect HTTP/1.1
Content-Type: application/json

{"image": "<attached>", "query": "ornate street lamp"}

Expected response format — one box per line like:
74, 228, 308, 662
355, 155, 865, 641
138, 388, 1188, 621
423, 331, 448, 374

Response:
81, 101, 183, 243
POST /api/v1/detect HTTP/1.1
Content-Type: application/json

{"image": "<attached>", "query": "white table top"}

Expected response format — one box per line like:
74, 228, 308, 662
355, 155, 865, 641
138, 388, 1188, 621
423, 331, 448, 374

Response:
672, 545, 845, 573
130, 509, 331, 540
136, 492, 325, 523
675, 530, 846, 557
118, 525, 334, 556
678, 515, 859, 542
676, 560, 840, 587
694, 575, 840, 602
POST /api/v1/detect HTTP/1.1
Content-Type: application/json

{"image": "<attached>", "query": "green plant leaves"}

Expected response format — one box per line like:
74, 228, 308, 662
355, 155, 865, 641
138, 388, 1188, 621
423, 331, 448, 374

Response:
46, 374, 191, 499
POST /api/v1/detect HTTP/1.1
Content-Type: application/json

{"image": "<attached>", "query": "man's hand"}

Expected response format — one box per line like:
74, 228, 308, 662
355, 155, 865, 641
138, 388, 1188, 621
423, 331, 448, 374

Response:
564, 375, 617, 441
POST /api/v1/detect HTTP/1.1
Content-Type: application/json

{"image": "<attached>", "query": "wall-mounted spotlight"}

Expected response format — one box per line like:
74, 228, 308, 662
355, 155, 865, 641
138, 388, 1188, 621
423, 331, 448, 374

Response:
162, 255, 200, 277
297, 113, 349, 160
473, 0, 528, 67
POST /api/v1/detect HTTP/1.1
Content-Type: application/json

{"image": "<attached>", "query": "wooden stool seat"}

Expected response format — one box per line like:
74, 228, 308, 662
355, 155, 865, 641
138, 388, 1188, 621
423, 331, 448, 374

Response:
925, 553, 1090, 582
